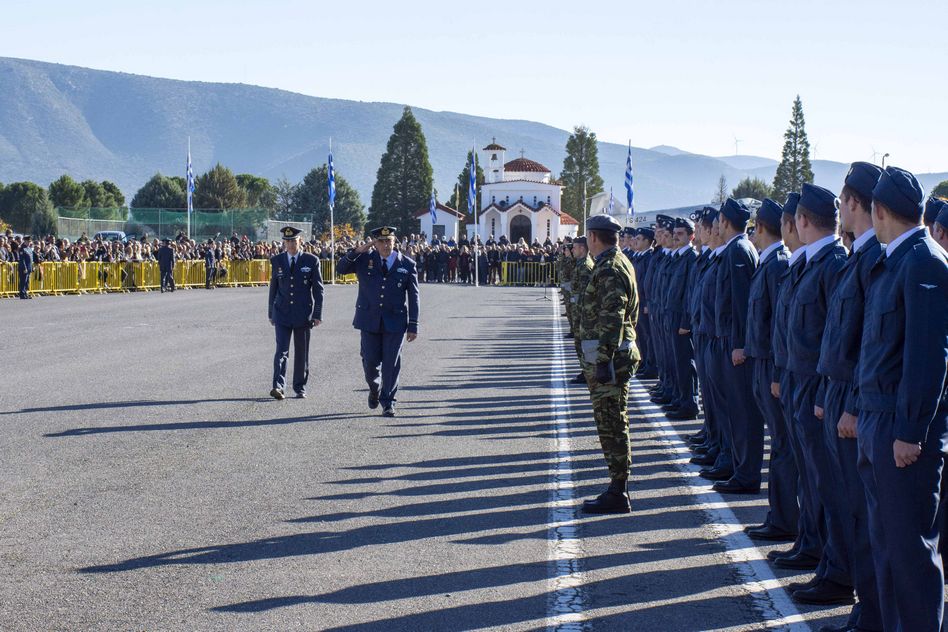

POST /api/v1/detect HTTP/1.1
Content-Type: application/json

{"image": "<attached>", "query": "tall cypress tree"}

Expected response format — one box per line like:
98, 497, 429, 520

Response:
368, 106, 434, 234
447, 150, 485, 212
560, 126, 604, 223
772, 96, 815, 201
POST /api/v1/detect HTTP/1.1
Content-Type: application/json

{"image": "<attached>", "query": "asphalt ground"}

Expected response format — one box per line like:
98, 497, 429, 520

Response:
0, 285, 852, 631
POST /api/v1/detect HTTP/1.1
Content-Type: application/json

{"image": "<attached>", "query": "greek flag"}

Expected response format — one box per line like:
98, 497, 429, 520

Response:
467, 148, 477, 213
186, 143, 195, 216
429, 191, 437, 223
328, 150, 336, 211
608, 187, 615, 214
625, 141, 634, 217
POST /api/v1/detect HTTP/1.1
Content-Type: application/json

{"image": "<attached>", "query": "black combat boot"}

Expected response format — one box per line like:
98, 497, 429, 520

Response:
569, 372, 586, 385
582, 479, 631, 514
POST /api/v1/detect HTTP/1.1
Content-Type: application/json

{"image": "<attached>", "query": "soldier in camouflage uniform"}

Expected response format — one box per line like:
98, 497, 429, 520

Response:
568, 236, 594, 385
578, 214, 640, 514
559, 241, 576, 338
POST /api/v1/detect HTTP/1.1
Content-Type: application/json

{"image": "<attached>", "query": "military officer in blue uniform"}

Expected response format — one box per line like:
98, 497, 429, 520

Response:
18, 235, 34, 299
857, 167, 947, 632
933, 199, 948, 251
632, 228, 658, 379
337, 226, 420, 417
711, 198, 765, 494
743, 198, 795, 538
664, 216, 700, 420
268, 226, 324, 400
204, 240, 217, 289
156, 238, 176, 293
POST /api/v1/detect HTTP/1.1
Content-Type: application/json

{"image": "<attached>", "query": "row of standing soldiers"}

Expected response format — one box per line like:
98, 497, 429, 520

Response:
559, 164, 948, 632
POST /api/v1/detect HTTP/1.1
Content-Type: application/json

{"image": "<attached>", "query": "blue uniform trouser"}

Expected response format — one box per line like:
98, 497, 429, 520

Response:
708, 337, 734, 472
637, 311, 656, 374
661, 312, 678, 398
361, 330, 405, 406
272, 324, 310, 393
670, 326, 699, 413
694, 333, 719, 455
716, 336, 764, 488
651, 310, 668, 387
752, 357, 799, 534
780, 370, 822, 559
823, 379, 881, 631
18, 271, 29, 298
160, 266, 174, 290
791, 373, 850, 585
858, 407, 947, 632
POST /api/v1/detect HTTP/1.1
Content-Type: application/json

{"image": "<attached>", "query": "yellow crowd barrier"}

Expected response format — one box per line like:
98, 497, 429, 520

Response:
500, 262, 558, 287
0, 258, 361, 298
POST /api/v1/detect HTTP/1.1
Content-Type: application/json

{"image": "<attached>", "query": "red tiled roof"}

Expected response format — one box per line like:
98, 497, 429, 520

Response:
560, 212, 579, 225
415, 202, 466, 219
483, 178, 561, 187
484, 142, 506, 151
504, 157, 551, 173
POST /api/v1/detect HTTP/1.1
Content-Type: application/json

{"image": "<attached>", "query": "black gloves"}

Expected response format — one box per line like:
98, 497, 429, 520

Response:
595, 361, 613, 385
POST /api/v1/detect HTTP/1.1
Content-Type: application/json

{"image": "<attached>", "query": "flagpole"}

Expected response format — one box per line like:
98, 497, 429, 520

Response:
471, 144, 479, 288
186, 136, 191, 241
329, 137, 335, 285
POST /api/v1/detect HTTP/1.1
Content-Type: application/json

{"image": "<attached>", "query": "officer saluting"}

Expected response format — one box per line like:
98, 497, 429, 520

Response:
268, 226, 324, 400
337, 226, 420, 418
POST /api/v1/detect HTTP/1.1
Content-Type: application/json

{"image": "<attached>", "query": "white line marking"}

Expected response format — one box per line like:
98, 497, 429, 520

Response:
630, 379, 812, 632
547, 296, 588, 631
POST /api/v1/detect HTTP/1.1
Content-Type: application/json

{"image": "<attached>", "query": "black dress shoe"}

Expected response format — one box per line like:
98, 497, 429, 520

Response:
744, 523, 767, 533
661, 403, 680, 412
773, 552, 820, 570
792, 579, 854, 605
368, 389, 380, 410
712, 480, 761, 495
687, 433, 707, 444
767, 547, 797, 562
698, 467, 733, 481
382, 405, 396, 418
666, 409, 699, 420
689, 453, 717, 466
746, 525, 796, 541
569, 372, 587, 385
690, 445, 711, 455
295, 391, 307, 399
564, 332, 574, 339
639, 371, 659, 379
650, 396, 673, 405
787, 576, 820, 592
270, 388, 285, 400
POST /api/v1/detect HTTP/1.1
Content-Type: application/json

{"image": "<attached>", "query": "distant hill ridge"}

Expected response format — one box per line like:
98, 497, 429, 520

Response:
0, 57, 945, 212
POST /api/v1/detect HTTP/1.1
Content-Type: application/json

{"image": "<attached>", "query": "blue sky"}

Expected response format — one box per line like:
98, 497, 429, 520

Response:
4, 0, 947, 173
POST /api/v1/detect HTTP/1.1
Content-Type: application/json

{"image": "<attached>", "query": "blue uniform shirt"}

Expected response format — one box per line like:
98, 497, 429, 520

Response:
857, 228, 948, 443
337, 250, 420, 334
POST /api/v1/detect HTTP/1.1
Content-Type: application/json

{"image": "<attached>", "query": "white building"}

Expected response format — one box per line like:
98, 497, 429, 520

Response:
467, 140, 579, 243
416, 202, 465, 241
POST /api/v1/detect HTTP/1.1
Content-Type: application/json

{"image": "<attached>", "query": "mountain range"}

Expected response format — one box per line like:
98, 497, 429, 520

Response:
1, 57, 945, 213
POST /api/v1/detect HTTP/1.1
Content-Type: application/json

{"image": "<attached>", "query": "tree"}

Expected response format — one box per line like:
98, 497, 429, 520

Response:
772, 95, 815, 201
932, 180, 948, 199
731, 176, 772, 201
193, 163, 246, 210
131, 173, 187, 209
236, 174, 277, 212
368, 106, 434, 234
0, 182, 55, 233
293, 165, 366, 234
447, 150, 485, 213
560, 125, 605, 221
31, 201, 58, 236
713, 174, 729, 204
168, 176, 187, 192
48, 174, 87, 209
102, 181, 125, 207
273, 176, 298, 220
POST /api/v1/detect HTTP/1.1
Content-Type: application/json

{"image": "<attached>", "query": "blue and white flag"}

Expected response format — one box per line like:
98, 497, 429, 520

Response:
429, 191, 437, 224
186, 142, 195, 216
467, 148, 477, 214
608, 187, 615, 214
624, 141, 634, 217
328, 149, 336, 211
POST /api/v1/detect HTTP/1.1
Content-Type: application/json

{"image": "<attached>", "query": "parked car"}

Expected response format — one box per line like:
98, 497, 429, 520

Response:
93, 231, 127, 242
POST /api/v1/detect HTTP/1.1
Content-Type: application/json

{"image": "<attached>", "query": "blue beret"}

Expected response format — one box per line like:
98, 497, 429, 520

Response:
654, 214, 674, 230
756, 198, 784, 231
721, 198, 751, 225
280, 226, 302, 239
924, 196, 946, 226
370, 226, 398, 238
872, 166, 924, 222
674, 217, 695, 231
783, 192, 801, 216
845, 162, 883, 200
621, 227, 636, 237
937, 204, 948, 230
587, 214, 622, 232
800, 183, 838, 218
638, 228, 655, 241
572, 236, 587, 246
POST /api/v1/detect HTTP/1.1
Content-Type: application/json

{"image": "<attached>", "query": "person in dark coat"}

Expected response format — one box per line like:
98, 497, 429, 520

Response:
337, 227, 420, 417
268, 227, 324, 399
204, 241, 217, 289
18, 236, 34, 299
156, 239, 176, 292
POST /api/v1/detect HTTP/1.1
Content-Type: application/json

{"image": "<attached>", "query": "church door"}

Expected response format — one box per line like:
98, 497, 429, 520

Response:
510, 215, 532, 244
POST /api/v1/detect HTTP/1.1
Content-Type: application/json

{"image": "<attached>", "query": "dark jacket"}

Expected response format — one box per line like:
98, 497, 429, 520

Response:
337, 250, 420, 334
714, 234, 759, 348
268, 251, 324, 328
744, 244, 790, 359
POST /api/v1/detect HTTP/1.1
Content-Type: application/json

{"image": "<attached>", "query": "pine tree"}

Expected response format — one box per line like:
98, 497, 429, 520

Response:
713, 174, 729, 204
560, 126, 604, 222
194, 164, 246, 210
772, 95, 815, 201
447, 150, 484, 213
368, 106, 434, 234
292, 165, 366, 234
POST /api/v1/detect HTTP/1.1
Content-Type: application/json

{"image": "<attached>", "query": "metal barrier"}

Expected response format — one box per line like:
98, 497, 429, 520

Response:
500, 262, 558, 287
0, 258, 360, 297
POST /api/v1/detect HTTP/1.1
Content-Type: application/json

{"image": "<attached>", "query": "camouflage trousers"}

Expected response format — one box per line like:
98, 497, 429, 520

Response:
582, 348, 638, 481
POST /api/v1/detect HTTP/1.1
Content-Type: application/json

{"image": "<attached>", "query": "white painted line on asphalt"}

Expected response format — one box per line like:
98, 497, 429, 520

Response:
630, 379, 812, 632
546, 296, 588, 632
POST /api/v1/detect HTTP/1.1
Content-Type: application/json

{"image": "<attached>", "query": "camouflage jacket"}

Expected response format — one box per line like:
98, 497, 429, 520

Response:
578, 247, 639, 364
570, 255, 594, 318
559, 253, 576, 295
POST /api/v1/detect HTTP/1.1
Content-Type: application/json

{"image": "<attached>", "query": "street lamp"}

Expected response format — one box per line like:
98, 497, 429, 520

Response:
882, 153, 890, 168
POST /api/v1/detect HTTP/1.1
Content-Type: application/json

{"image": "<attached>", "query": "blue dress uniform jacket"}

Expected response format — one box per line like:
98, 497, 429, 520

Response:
268, 252, 324, 328
18, 246, 33, 298
856, 229, 948, 632
713, 234, 759, 346
337, 250, 420, 334
744, 245, 789, 360
665, 248, 697, 330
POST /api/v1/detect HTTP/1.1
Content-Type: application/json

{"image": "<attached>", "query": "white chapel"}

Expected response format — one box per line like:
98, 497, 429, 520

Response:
467, 140, 579, 244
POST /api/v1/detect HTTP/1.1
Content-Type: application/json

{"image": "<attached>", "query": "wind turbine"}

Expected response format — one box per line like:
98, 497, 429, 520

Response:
733, 135, 743, 155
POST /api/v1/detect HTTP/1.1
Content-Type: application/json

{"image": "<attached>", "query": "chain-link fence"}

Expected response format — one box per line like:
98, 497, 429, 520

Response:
56, 208, 313, 242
